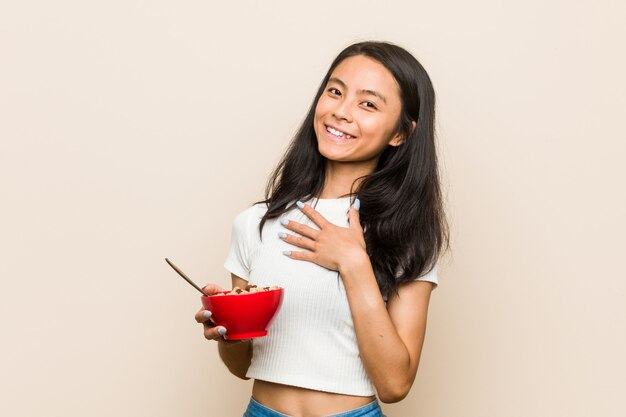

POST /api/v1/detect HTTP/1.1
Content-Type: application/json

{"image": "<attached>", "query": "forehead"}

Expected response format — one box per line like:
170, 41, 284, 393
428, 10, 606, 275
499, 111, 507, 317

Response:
329, 55, 401, 99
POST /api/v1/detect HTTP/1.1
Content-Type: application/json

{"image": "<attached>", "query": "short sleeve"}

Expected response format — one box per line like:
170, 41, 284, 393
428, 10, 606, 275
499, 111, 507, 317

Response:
384, 263, 439, 302
414, 265, 438, 290
223, 207, 255, 281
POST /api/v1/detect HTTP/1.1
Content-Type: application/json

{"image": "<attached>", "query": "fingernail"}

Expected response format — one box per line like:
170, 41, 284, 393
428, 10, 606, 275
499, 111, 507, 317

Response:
217, 327, 227, 335
296, 201, 305, 209
280, 219, 289, 226
354, 198, 361, 211
278, 232, 287, 239
283, 250, 291, 256
203, 311, 212, 319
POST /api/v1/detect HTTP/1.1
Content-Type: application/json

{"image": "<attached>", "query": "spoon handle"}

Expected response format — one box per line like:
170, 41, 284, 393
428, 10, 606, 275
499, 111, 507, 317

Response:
165, 258, 206, 295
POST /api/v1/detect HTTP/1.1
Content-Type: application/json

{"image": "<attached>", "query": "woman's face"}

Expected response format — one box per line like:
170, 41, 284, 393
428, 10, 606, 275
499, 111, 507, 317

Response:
314, 55, 405, 166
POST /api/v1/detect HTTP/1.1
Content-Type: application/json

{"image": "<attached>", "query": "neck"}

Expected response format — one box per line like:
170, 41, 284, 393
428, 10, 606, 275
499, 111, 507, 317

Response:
317, 159, 376, 199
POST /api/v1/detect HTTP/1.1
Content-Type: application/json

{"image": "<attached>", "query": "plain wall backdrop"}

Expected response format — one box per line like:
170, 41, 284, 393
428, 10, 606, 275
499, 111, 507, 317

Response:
1, 1, 625, 416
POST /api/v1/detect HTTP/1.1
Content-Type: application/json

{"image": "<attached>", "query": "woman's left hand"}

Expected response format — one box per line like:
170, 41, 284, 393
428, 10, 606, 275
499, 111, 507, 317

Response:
279, 200, 368, 272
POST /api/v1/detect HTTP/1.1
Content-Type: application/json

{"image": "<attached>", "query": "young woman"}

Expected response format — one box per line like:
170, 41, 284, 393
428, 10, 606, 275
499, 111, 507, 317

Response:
195, 41, 448, 417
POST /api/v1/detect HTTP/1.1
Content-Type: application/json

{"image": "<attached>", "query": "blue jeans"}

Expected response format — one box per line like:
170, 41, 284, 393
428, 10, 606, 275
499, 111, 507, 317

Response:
243, 397, 386, 417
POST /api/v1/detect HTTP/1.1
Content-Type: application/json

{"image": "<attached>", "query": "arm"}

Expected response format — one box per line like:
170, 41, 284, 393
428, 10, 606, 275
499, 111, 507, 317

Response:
199, 274, 253, 380
217, 273, 254, 379
278, 202, 434, 403
340, 255, 433, 403
217, 334, 252, 380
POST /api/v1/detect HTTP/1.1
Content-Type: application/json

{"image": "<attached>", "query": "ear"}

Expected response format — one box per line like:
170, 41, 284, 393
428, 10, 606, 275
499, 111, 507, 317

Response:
388, 120, 417, 147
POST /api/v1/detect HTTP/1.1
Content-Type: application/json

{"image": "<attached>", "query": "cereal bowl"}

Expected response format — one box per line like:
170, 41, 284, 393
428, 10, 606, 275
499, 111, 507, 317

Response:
201, 286, 284, 340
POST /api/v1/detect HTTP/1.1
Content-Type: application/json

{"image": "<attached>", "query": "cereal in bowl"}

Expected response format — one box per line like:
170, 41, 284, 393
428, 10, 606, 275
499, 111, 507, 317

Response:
216, 284, 281, 296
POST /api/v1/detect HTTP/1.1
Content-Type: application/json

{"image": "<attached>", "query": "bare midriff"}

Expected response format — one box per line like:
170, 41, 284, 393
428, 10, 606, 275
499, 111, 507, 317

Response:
252, 379, 376, 416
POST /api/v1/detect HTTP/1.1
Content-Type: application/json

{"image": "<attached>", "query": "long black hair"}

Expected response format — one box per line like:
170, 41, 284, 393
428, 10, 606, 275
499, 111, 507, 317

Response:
254, 41, 449, 297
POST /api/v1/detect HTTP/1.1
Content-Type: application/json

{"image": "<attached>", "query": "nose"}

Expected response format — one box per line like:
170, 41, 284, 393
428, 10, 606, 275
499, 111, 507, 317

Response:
332, 100, 353, 123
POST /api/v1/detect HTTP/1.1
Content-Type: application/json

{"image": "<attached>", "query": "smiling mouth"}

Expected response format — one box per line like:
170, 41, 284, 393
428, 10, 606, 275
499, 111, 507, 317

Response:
325, 124, 355, 140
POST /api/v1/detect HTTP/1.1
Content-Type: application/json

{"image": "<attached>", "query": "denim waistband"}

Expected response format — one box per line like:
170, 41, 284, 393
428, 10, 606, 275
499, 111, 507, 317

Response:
243, 396, 385, 417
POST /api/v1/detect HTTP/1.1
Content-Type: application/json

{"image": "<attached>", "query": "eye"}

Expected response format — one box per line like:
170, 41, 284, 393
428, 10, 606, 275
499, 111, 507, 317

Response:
362, 101, 378, 110
327, 87, 342, 96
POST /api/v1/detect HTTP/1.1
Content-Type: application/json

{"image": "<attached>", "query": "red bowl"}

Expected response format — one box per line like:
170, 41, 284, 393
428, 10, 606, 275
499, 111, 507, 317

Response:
201, 288, 284, 340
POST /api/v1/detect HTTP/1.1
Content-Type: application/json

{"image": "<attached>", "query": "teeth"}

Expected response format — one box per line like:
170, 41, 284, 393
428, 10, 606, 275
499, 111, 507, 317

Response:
327, 126, 343, 137
326, 126, 353, 139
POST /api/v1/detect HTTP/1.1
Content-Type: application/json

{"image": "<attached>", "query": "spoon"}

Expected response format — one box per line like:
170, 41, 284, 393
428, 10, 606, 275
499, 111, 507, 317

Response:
165, 257, 206, 295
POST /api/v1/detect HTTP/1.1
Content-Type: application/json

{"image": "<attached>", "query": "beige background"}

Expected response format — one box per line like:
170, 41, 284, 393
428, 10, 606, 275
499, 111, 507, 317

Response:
1, 1, 625, 416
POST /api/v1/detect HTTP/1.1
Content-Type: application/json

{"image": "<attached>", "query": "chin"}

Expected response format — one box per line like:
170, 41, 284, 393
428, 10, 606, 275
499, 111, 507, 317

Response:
317, 144, 350, 162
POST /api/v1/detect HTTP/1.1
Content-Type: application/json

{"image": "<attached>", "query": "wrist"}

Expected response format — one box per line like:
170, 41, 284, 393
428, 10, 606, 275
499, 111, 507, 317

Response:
338, 249, 370, 276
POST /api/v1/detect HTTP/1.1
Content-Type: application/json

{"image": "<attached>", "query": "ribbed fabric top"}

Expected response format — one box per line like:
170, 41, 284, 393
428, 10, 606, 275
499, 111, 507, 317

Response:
223, 197, 438, 396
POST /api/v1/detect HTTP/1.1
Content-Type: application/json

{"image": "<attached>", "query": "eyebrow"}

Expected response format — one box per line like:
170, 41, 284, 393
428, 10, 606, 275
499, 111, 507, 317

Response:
328, 77, 388, 104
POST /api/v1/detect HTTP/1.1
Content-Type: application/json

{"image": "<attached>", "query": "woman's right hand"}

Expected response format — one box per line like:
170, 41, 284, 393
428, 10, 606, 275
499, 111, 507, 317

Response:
195, 283, 228, 341
197, 281, 253, 379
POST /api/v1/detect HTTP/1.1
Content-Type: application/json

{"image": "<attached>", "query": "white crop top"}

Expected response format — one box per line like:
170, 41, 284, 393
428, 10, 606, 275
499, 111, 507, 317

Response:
223, 197, 438, 396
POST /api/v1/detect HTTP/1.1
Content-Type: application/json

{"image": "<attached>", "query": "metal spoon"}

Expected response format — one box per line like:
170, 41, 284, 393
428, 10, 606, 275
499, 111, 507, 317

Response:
165, 257, 206, 295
